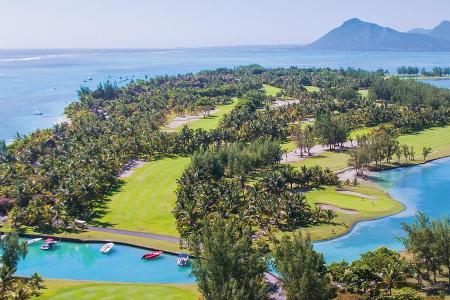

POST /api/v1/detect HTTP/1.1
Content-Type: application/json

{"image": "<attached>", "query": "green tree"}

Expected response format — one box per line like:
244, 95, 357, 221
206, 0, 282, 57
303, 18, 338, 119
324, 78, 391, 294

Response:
190, 216, 268, 300
273, 232, 333, 300
0, 233, 43, 299
422, 146, 432, 161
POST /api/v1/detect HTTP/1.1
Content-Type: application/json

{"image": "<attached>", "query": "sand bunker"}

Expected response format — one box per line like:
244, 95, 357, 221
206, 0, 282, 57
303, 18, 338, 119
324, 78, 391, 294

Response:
316, 203, 360, 215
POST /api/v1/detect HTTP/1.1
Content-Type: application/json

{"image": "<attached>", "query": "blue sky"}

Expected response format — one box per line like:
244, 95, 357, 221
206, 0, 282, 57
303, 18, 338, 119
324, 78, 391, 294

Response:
1, 0, 449, 48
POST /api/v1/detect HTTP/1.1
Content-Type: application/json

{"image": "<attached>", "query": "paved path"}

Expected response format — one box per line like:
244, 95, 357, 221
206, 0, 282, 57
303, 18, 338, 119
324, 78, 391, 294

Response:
265, 272, 286, 300
88, 226, 180, 243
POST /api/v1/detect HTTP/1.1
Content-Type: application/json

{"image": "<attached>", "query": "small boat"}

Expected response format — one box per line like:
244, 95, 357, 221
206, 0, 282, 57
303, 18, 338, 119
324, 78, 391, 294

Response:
87, 77, 93, 81
44, 238, 58, 244
34, 111, 43, 116
27, 238, 43, 245
100, 242, 114, 254
177, 253, 189, 266
41, 243, 52, 250
141, 251, 162, 260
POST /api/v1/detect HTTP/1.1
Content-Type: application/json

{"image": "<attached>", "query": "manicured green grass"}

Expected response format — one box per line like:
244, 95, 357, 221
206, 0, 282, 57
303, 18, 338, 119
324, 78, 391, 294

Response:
304, 85, 320, 93
37, 280, 199, 300
290, 151, 350, 172
183, 98, 238, 131
263, 84, 282, 97
357, 89, 369, 98
398, 125, 450, 161
99, 157, 190, 236
349, 127, 372, 140
302, 184, 404, 241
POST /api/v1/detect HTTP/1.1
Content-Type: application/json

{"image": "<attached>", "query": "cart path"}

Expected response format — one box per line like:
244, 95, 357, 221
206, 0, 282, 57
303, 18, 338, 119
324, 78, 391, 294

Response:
88, 226, 180, 243
265, 272, 286, 300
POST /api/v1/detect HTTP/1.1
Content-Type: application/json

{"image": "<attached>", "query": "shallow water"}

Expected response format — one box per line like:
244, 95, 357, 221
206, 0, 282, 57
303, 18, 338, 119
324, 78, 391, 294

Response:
16, 241, 194, 283
314, 157, 450, 263
2, 48, 450, 141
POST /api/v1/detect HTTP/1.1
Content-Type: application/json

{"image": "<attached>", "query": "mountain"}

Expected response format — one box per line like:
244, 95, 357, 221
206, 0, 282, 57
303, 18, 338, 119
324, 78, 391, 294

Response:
428, 20, 450, 40
307, 18, 450, 51
408, 28, 432, 35
408, 21, 450, 41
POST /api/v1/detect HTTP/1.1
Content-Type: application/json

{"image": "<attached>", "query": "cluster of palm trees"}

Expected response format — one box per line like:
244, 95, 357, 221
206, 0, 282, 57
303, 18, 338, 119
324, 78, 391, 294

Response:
174, 139, 340, 239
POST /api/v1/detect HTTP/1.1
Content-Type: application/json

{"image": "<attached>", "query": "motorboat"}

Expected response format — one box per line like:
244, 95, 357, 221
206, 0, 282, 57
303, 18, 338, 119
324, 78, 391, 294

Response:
177, 253, 189, 266
141, 251, 162, 260
100, 242, 114, 254
44, 238, 58, 244
27, 238, 43, 245
34, 111, 43, 116
41, 243, 52, 250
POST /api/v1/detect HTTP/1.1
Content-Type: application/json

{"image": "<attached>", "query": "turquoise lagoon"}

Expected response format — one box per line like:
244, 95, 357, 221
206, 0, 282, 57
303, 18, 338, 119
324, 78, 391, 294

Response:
16, 241, 194, 283
314, 157, 450, 263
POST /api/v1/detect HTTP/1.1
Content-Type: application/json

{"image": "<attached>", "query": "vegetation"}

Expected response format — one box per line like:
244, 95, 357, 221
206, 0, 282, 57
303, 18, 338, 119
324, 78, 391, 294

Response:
400, 213, 450, 285
0, 232, 43, 299
191, 216, 268, 300
328, 214, 449, 298
273, 232, 334, 300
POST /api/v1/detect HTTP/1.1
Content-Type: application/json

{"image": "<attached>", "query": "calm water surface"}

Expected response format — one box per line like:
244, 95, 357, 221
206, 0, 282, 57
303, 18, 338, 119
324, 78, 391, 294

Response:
17, 241, 194, 283
2, 48, 450, 141
314, 157, 450, 263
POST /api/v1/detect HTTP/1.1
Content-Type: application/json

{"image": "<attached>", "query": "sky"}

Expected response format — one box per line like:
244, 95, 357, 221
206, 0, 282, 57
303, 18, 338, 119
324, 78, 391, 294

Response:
1, 0, 449, 49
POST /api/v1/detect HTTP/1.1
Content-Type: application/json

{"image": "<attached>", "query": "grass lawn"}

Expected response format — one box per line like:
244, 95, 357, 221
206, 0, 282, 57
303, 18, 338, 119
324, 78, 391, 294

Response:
36, 280, 199, 300
182, 98, 238, 131
357, 89, 369, 98
304, 85, 321, 93
398, 125, 450, 161
98, 156, 190, 237
289, 151, 350, 172
302, 184, 404, 241
349, 126, 372, 140
263, 84, 282, 97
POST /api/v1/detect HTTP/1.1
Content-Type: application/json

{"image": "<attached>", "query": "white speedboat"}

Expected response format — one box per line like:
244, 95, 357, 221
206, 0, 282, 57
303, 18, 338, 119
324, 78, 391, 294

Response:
41, 243, 52, 250
177, 253, 189, 266
27, 238, 43, 245
100, 243, 114, 254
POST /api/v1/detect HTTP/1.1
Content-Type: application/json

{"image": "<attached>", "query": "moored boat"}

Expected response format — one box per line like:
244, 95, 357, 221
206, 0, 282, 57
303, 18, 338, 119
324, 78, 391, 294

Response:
40, 243, 52, 250
141, 251, 162, 260
27, 238, 43, 245
100, 242, 114, 254
44, 238, 58, 244
177, 253, 189, 266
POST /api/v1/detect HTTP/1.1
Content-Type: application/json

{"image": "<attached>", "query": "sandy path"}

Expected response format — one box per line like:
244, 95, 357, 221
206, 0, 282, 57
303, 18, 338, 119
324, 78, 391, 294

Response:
166, 109, 218, 129
280, 141, 354, 164
118, 160, 146, 179
316, 203, 360, 215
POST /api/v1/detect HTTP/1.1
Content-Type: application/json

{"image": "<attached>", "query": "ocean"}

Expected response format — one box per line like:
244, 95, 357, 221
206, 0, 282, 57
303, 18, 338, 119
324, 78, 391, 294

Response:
1, 47, 450, 142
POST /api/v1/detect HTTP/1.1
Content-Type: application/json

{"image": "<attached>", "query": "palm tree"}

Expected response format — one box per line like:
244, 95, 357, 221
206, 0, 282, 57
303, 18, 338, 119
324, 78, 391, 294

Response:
381, 262, 403, 295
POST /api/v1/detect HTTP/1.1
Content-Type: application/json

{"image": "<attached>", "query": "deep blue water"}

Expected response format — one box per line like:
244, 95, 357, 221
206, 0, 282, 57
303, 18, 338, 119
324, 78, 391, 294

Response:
2, 48, 450, 142
314, 157, 450, 263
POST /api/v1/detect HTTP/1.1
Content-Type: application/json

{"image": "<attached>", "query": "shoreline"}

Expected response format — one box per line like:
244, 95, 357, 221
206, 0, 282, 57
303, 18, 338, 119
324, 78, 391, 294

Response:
312, 155, 450, 244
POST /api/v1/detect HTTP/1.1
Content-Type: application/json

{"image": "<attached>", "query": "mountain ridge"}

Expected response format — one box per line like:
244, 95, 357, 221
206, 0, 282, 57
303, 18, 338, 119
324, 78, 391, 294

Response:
307, 18, 450, 51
